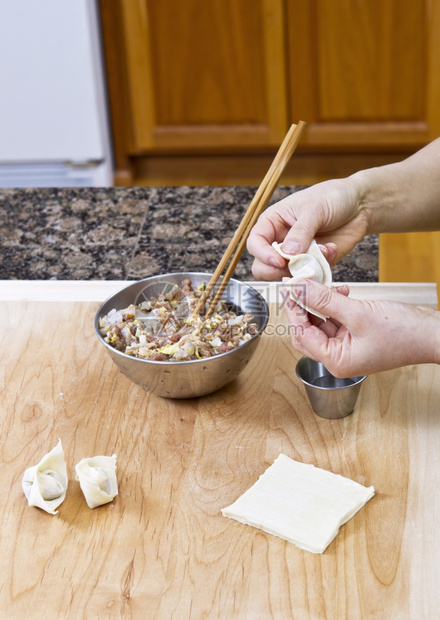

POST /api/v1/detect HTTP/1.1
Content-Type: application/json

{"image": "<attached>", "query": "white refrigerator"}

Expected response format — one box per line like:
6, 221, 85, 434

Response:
0, 0, 112, 187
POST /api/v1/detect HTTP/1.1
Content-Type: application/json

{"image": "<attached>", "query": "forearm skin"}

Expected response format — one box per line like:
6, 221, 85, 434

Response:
352, 138, 440, 235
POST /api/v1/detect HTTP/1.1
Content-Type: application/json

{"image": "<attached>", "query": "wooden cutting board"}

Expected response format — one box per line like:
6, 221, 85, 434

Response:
1, 283, 439, 619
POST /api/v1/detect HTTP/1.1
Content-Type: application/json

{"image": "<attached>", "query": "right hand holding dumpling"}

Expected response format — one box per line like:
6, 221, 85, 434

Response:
246, 176, 371, 280
283, 279, 440, 377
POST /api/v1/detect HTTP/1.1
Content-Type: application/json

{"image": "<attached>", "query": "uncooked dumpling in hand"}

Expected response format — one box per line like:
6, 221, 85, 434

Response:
273, 240, 332, 320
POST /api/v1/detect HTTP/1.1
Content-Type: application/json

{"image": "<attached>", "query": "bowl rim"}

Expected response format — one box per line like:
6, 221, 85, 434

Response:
94, 271, 270, 366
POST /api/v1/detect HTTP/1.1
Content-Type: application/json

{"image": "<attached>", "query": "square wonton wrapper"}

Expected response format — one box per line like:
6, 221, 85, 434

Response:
221, 454, 374, 554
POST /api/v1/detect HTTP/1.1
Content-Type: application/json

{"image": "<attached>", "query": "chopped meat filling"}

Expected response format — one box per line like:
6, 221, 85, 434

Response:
99, 279, 258, 361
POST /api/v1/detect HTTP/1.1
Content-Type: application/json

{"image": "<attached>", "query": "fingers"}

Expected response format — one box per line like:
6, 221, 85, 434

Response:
321, 243, 338, 266
281, 280, 360, 372
280, 219, 319, 255
247, 190, 327, 266
249, 233, 337, 281
292, 279, 357, 326
276, 191, 329, 254
335, 284, 350, 297
246, 223, 287, 270
416, 304, 438, 314
283, 296, 330, 356
251, 257, 291, 281
283, 286, 344, 350
313, 243, 339, 267
282, 281, 440, 377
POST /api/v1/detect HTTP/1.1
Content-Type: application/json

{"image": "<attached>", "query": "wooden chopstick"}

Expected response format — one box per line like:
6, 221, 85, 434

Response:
192, 121, 307, 317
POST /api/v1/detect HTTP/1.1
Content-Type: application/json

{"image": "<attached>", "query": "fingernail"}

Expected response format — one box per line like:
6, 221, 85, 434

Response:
281, 240, 301, 254
269, 256, 284, 268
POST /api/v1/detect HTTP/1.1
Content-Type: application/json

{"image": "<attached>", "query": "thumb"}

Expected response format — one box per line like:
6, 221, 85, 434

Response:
292, 279, 355, 323
280, 216, 321, 255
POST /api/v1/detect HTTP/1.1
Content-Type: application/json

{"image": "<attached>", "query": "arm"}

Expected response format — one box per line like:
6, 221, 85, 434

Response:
247, 138, 440, 280
284, 279, 440, 377
355, 137, 440, 235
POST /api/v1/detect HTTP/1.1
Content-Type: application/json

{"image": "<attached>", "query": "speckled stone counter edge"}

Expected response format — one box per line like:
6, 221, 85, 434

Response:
0, 186, 378, 282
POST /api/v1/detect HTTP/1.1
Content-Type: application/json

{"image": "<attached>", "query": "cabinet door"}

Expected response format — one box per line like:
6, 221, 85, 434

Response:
120, 0, 288, 151
287, 0, 440, 150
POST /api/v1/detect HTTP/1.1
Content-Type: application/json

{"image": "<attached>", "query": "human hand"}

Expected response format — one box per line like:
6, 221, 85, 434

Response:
247, 177, 370, 280
283, 279, 440, 376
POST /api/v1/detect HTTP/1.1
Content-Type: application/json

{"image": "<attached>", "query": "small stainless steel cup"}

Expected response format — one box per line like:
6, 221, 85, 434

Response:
295, 356, 367, 419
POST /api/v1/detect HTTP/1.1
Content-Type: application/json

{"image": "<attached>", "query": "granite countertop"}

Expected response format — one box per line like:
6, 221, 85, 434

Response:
0, 186, 378, 282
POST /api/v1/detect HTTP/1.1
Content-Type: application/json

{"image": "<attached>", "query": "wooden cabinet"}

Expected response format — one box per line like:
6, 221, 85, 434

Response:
287, 0, 440, 150
100, 0, 440, 185
119, 0, 288, 151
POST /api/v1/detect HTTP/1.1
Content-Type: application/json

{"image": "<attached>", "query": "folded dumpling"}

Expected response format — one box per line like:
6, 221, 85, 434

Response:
273, 240, 332, 320
75, 454, 118, 509
22, 439, 68, 515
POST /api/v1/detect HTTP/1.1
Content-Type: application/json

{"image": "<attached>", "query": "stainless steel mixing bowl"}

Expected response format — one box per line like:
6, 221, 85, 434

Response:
94, 272, 270, 399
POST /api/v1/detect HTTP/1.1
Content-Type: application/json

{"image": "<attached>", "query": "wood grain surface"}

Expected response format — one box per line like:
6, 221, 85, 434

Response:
1, 294, 440, 619
119, 0, 288, 151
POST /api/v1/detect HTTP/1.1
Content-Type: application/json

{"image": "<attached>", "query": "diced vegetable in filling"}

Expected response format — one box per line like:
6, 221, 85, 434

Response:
99, 279, 258, 361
